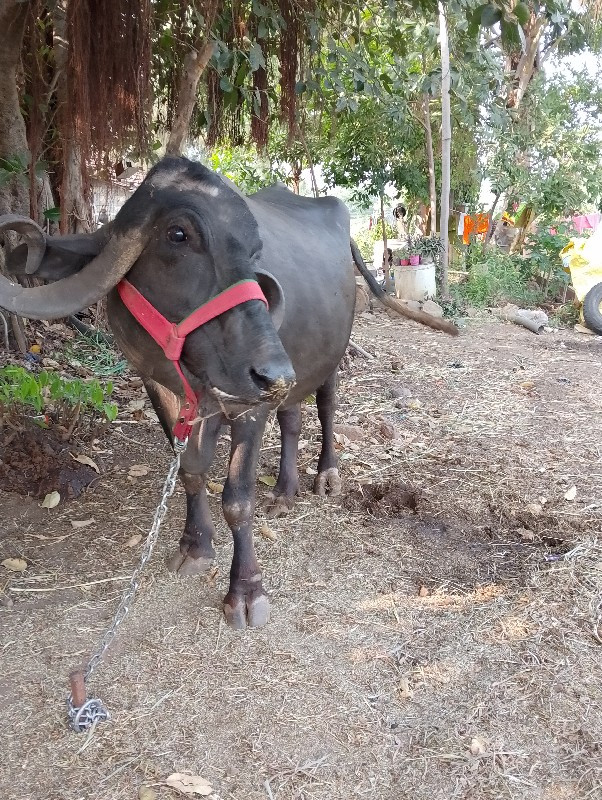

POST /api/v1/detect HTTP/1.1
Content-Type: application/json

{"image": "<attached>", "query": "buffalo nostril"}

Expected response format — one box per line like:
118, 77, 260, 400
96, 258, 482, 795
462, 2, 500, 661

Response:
249, 367, 295, 397
250, 368, 272, 392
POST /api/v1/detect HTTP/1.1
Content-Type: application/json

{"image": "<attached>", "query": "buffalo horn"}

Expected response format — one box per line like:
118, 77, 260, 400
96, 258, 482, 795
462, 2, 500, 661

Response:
0, 215, 47, 275
0, 224, 147, 320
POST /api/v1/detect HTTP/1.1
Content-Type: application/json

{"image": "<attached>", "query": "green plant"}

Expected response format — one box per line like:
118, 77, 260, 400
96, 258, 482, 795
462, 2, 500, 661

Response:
63, 333, 128, 378
460, 249, 544, 307
415, 235, 444, 263
0, 366, 118, 439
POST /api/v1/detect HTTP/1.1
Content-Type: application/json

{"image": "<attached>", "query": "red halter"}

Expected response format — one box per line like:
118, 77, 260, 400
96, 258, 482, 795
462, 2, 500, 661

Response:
117, 278, 268, 444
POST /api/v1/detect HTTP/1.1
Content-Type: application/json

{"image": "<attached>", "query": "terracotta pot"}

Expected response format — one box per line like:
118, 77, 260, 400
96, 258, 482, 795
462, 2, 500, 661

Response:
400, 258, 410, 266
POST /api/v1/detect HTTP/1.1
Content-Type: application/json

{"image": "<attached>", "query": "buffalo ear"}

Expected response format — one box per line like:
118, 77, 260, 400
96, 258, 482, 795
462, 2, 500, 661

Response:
254, 268, 285, 330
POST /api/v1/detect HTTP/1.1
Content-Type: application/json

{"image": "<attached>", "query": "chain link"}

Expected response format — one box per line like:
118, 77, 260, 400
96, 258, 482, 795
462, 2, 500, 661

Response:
67, 439, 186, 732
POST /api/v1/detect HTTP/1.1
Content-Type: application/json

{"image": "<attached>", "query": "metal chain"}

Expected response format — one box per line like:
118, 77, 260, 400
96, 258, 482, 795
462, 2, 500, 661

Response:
67, 439, 186, 732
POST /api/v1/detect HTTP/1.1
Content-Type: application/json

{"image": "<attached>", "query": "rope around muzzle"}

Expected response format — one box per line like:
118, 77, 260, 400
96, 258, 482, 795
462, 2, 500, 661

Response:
67, 439, 187, 733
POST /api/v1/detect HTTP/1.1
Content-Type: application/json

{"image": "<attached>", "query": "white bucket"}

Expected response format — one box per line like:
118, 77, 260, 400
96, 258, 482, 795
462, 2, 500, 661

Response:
394, 261, 436, 302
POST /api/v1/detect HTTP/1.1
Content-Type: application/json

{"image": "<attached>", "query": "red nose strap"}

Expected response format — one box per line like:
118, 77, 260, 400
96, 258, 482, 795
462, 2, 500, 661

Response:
117, 278, 268, 444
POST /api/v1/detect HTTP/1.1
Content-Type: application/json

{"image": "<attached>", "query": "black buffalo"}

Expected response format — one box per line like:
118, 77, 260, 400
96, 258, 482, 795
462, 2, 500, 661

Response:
0, 157, 457, 629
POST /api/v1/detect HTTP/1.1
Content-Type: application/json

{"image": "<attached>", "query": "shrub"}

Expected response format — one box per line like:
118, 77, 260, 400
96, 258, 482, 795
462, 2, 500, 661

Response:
0, 366, 118, 439
460, 248, 544, 307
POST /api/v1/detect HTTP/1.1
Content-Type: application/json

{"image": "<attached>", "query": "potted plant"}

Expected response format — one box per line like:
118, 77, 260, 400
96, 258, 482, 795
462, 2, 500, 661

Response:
395, 244, 410, 266
407, 236, 420, 266
416, 235, 444, 266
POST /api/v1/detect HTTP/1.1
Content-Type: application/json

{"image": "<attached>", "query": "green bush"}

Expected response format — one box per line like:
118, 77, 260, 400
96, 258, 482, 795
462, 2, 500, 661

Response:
354, 219, 397, 261
460, 248, 544, 307
0, 366, 118, 438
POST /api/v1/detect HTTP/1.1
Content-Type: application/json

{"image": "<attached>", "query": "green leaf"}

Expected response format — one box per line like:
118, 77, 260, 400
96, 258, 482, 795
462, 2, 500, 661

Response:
513, 2, 530, 26
43, 206, 61, 222
248, 42, 265, 72
219, 76, 233, 92
481, 5, 502, 27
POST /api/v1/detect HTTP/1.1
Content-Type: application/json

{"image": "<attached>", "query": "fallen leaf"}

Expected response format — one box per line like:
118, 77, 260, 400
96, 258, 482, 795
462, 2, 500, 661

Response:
70, 453, 100, 473
525, 502, 542, 516
398, 677, 414, 700
125, 534, 142, 548
207, 480, 223, 494
70, 519, 95, 529
520, 380, 535, 391
127, 399, 146, 412
2, 557, 27, 572
418, 586, 429, 597
470, 736, 487, 756
258, 475, 276, 487
164, 773, 213, 796
333, 423, 364, 442
407, 399, 422, 410
41, 491, 61, 509
564, 485, 577, 501
138, 787, 157, 800
29, 343, 41, 354
305, 466, 317, 475
260, 524, 277, 541
129, 465, 150, 478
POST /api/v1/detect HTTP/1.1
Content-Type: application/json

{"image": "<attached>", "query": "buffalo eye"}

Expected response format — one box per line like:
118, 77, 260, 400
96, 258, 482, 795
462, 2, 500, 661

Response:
167, 225, 187, 244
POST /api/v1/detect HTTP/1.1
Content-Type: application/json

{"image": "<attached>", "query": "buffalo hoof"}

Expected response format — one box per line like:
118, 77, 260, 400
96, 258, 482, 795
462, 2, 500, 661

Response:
165, 551, 214, 577
223, 590, 270, 630
265, 491, 296, 518
313, 467, 342, 498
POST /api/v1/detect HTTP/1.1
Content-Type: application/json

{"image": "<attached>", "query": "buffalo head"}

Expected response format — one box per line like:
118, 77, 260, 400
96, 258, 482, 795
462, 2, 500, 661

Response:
0, 157, 295, 406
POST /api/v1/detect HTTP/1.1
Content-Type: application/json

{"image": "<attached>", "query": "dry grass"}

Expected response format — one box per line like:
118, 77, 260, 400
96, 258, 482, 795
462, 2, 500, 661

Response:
0, 312, 601, 800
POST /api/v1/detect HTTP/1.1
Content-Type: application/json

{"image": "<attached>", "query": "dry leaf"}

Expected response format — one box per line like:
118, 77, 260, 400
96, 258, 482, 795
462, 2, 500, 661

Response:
525, 502, 542, 516
207, 481, 223, 494
2, 557, 27, 572
399, 677, 414, 700
127, 399, 146, 412
564, 485, 577, 501
70, 453, 100, 473
129, 465, 150, 478
470, 737, 487, 756
164, 773, 213, 796
125, 534, 142, 548
258, 475, 276, 487
70, 519, 94, 529
418, 586, 429, 597
41, 491, 60, 509
138, 787, 157, 800
407, 399, 422, 410
260, 524, 277, 541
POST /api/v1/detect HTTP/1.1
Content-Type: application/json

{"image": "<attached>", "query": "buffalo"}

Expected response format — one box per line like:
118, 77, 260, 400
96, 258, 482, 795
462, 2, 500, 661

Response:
0, 157, 457, 629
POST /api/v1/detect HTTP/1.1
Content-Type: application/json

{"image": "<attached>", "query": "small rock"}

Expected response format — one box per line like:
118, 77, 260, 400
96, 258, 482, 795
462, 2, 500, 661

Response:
0, 594, 14, 609
422, 299, 444, 317
418, 586, 429, 597
333, 423, 364, 442
379, 421, 398, 440
390, 383, 411, 400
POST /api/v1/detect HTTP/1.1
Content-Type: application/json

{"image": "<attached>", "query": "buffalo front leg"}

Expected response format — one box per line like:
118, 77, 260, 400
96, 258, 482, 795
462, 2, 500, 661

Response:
143, 378, 223, 578
313, 369, 342, 497
265, 404, 301, 518
222, 408, 270, 629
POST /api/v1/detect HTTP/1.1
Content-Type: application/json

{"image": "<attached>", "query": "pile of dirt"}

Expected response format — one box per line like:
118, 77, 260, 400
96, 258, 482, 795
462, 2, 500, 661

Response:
0, 422, 98, 500
345, 479, 421, 516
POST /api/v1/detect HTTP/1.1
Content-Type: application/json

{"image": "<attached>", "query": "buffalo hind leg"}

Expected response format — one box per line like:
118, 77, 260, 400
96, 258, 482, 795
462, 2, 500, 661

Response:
313, 370, 342, 497
222, 408, 270, 629
143, 378, 222, 577
265, 404, 301, 518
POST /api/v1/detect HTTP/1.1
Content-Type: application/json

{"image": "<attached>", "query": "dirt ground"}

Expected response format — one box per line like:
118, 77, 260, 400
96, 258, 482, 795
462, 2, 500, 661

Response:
1, 311, 601, 800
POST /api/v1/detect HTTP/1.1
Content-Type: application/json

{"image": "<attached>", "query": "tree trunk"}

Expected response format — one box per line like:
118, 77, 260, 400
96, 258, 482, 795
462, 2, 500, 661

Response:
54, 0, 92, 234
423, 94, 437, 235
380, 192, 394, 294
438, 2, 451, 296
0, 1, 30, 218
166, 38, 216, 156
0, 1, 31, 353
291, 162, 302, 194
